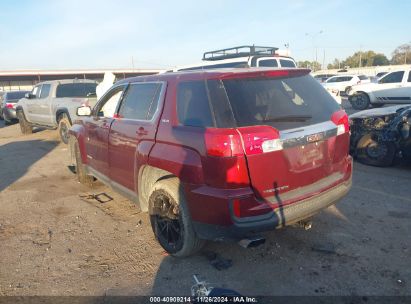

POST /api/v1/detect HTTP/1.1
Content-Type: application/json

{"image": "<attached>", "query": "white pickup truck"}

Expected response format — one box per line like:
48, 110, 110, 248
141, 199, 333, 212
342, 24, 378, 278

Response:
16, 79, 98, 143
348, 69, 411, 110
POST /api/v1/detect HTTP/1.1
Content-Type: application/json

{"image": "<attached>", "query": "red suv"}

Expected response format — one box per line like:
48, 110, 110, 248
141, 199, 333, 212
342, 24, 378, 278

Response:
69, 68, 352, 257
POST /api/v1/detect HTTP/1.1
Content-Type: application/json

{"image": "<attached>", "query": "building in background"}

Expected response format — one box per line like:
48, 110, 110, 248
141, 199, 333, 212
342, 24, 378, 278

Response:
0, 68, 162, 91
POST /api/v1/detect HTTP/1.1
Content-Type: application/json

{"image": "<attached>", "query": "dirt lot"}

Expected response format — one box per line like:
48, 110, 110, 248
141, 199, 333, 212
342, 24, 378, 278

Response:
0, 102, 410, 297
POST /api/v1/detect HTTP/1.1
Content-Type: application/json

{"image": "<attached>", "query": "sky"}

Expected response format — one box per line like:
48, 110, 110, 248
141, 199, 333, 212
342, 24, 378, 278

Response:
0, 0, 410, 70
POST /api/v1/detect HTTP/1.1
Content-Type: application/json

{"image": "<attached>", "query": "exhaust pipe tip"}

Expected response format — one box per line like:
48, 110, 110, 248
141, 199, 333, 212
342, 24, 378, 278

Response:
238, 236, 266, 248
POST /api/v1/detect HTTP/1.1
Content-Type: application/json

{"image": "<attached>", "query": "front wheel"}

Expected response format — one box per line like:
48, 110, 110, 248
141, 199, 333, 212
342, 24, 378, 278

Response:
58, 113, 71, 144
71, 137, 94, 186
16, 110, 33, 134
350, 93, 370, 110
356, 134, 395, 167
149, 178, 205, 257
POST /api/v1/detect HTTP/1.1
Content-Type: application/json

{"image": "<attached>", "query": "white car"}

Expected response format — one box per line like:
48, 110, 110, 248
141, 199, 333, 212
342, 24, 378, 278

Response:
170, 45, 297, 72
322, 75, 362, 96
348, 69, 411, 110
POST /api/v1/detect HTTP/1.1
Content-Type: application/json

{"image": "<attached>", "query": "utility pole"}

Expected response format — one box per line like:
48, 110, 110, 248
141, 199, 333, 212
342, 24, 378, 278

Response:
359, 45, 363, 68
305, 30, 324, 71
323, 49, 326, 70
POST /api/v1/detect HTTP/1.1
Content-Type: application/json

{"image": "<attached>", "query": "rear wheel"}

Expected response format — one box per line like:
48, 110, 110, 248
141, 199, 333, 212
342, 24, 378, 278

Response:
356, 134, 395, 167
72, 138, 94, 186
0, 109, 4, 120
149, 178, 205, 257
16, 110, 33, 134
58, 113, 71, 144
350, 93, 370, 110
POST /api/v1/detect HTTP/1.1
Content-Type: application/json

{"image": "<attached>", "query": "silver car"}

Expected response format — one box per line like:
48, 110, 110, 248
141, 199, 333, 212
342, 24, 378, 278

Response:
0, 91, 30, 125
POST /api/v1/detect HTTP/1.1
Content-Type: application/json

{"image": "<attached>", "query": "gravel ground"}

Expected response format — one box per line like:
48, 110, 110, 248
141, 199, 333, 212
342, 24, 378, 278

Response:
0, 103, 410, 297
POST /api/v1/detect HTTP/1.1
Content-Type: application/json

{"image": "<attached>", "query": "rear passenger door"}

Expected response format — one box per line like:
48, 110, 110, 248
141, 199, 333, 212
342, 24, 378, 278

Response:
35, 84, 53, 125
109, 82, 165, 191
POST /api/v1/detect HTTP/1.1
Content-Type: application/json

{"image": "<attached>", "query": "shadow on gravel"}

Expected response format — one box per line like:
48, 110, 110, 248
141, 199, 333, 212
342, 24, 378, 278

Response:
0, 139, 59, 191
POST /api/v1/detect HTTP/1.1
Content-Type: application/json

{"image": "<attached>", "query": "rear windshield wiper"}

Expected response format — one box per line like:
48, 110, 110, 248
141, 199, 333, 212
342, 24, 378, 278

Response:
262, 115, 312, 122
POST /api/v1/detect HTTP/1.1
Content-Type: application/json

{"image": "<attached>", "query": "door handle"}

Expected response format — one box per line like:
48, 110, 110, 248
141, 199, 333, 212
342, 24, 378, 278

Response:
136, 127, 148, 136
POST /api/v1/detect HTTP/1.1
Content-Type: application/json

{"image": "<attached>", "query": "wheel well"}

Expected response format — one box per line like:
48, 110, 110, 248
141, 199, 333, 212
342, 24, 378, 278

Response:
355, 91, 369, 98
56, 109, 72, 125
138, 165, 177, 212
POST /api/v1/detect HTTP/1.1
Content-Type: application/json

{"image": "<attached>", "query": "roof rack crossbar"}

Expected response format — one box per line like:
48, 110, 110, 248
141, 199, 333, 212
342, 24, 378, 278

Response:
203, 45, 279, 61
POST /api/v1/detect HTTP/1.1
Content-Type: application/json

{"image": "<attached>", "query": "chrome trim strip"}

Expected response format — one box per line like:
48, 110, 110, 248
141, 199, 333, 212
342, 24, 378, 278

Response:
279, 120, 337, 149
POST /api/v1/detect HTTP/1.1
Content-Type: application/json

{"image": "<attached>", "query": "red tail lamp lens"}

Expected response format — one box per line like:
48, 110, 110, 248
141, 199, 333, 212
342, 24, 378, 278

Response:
331, 110, 349, 135
238, 126, 282, 155
205, 128, 243, 157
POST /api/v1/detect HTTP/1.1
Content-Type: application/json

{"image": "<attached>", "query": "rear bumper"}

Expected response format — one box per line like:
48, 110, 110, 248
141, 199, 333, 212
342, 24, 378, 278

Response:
3, 108, 17, 121
191, 170, 352, 241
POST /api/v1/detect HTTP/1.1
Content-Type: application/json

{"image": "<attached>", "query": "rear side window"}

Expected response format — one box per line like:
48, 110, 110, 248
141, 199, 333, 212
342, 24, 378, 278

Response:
177, 81, 214, 127
119, 83, 162, 120
380, 71, 404, 84
258, 59, 278, 67
221, 75, 340, 130
408, 72, 411, 82
327, 77, 338, 83
279, 59, 296, 67
358, 75, 368, 80
40, 84, 51, 98
56, 83, 97, 98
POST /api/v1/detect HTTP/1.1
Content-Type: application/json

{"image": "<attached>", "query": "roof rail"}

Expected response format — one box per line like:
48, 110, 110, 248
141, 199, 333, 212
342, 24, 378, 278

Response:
203, 45, 279, 61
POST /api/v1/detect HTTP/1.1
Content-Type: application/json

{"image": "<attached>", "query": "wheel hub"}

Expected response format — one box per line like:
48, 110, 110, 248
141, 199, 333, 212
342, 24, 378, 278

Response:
154, 195, 182, 247
367, 142, 388, 159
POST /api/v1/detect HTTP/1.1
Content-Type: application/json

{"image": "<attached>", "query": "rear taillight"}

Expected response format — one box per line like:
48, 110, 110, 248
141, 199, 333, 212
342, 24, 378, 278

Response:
205, 128, 243, 157
238, 126, 282, 155
331, 110, 350, 135
205, 126, 282, 157
5, 103, 14, 109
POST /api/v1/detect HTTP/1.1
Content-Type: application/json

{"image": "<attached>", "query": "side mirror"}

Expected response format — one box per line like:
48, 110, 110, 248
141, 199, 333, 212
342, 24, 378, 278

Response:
25, 93, 35, 99
76, 106, 92, 116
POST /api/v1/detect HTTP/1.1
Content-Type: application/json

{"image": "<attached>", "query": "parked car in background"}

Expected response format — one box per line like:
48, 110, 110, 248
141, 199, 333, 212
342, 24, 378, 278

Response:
313, 74, 336, 83
0, 90, 30, 124
376, 72, 388, 78
348, 69, 411, 110
349, 105, 411, 166
0, 91, 5, 118
322, 75, 362, 96
69, 68, 352, 257
16, 79, 97, 143
358, 75, 371, 84
170, 45, 296, 72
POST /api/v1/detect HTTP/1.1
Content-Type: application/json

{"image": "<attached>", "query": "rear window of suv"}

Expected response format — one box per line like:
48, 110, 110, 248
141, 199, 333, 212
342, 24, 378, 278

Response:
56, 83, 97, 98
279, 59, 296, 68
177, 75, 339, 130
4, 91, 27, 101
